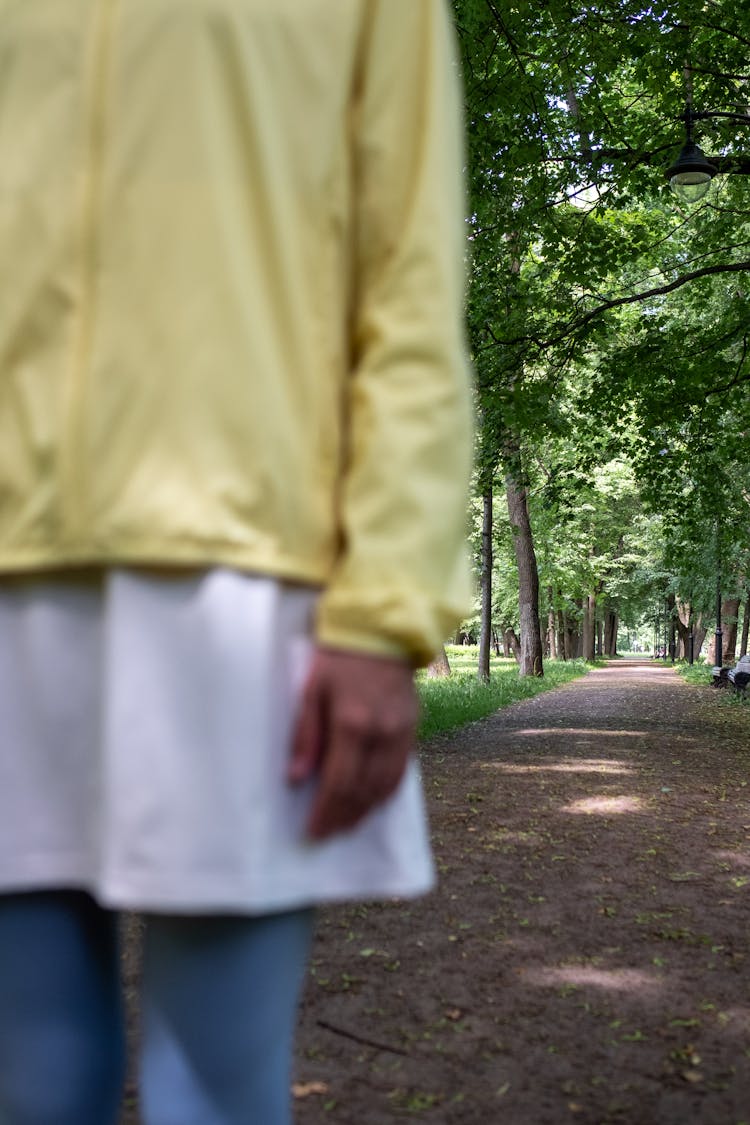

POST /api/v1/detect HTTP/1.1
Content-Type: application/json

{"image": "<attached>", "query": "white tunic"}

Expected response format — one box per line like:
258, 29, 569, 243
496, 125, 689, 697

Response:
0, 569, 434, 914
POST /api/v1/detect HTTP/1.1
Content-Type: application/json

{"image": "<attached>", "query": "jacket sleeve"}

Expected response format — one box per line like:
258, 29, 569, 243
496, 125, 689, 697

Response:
315, 0, 474, 667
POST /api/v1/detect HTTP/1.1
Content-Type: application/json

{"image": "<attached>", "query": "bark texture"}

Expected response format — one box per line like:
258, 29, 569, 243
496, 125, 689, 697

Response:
556, 608, 568, 661
547, 606, 558, 659
477, 489, 493, 682
505, 473, 543, 676
603, 610, 618, 657
427, 646, 451, 678
504, 628, 521, 662
581, 593, 596, 662
721, 598, 741, 663
707, 598, 740, 665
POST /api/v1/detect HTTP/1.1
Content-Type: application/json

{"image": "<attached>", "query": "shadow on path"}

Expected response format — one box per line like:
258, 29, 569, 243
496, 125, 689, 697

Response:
295, 661, 750, 1125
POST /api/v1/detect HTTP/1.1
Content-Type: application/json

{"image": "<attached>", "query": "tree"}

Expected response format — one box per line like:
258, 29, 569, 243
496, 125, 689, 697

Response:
452, 0, 750, 667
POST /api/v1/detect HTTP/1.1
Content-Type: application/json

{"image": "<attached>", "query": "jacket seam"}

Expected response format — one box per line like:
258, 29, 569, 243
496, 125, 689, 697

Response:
61, 0, 116, 539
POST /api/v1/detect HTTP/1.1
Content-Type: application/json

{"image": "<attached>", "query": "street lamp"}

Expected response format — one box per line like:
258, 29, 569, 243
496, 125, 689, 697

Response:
667, 141, 716, 204
667, 105, 750, 203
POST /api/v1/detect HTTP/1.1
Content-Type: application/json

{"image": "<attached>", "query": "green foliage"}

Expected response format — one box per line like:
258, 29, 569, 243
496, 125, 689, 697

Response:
455, 0, 749, 437
454, 0, 749, 645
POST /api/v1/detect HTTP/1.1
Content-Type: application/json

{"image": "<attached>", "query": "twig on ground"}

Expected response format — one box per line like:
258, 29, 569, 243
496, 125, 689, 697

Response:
316, 1019, 409, 1057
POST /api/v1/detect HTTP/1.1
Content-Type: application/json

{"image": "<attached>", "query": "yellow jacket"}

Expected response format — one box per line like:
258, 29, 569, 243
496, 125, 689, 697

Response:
0, 0, 473, 665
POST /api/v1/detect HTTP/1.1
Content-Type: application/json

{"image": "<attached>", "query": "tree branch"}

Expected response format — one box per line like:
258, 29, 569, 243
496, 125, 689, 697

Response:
483, 262, 750, 353
704, 335, 750, 398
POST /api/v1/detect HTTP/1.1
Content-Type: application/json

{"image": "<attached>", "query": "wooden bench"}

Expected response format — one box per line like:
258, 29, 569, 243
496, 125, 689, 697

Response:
727, 664, 750, 695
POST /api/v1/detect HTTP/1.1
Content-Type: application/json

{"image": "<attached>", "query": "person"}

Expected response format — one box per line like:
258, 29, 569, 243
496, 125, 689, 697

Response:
0, 2, 473, 1123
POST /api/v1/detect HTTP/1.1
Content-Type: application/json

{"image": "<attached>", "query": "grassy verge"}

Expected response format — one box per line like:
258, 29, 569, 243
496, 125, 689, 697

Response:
675, 658, 749, 707
674, 660, 712, 687
416, 646, 593, 741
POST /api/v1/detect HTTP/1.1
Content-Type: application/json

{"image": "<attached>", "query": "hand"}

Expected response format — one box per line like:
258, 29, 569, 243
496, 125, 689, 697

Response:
288, 646, 418, 841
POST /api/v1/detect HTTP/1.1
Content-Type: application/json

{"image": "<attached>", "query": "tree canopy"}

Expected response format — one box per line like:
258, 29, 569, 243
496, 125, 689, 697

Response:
452, 0, 750, 668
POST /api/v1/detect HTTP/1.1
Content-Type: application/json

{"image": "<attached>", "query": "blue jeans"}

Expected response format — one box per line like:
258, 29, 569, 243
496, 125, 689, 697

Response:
0, 891, 314, 1125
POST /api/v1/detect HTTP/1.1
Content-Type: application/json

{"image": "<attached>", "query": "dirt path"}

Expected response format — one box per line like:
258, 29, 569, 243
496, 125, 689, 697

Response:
291, 661, 750, 1125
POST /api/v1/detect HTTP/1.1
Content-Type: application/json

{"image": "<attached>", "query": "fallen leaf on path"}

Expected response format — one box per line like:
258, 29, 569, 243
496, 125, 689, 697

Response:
292, 1082, 330, 1099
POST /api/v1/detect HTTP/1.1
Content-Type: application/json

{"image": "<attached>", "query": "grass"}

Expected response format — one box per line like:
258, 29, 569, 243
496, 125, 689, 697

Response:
416, 645, 594, 741
674, 660, 712, 688
675, 659, 749, 706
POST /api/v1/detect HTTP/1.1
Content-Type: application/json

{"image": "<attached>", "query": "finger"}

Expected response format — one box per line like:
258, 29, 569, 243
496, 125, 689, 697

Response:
305, 717, 369, 840
359, 732, 412, 805
350, 733, 412, 827
287, 670, 326, 785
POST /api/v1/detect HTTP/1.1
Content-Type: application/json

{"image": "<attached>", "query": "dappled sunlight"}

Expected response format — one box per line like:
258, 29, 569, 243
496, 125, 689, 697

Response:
481, 757, 634, 776
524, 965, 662, 994
507, 727, 704, 751
483, 827, 546, 846
515, 728, 647, 739
562, 795, 644, 815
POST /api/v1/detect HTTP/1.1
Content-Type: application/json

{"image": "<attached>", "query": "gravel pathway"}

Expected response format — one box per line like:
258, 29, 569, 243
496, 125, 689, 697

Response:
122, 660, 750, 1124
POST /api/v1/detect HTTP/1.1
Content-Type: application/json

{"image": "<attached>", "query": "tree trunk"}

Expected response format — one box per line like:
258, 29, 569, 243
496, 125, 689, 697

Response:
505, 473, 544, 677
665, 592, 676, 661
674, 601, 692, 660
582, 593, 596, 662
675, 598, 692, 659
707, 598, 740, 665
547, 587, 557, 660
669, 612, 677, 662
603, 610, 618, 657
557, 608, 568, 661
722, 598, 741, 663
572, 598, 583, 657
741, 593, 750, 657
477, 488, 493, 682
693, 617, 707, 658
504, 628, 521, 663
427, 646, 451, 678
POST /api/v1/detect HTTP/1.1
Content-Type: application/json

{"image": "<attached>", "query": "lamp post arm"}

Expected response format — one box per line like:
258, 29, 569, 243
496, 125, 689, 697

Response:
707, 154, 750, 175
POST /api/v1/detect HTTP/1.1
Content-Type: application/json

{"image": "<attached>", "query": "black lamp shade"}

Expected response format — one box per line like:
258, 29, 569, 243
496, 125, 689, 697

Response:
667, 141, 718, 202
